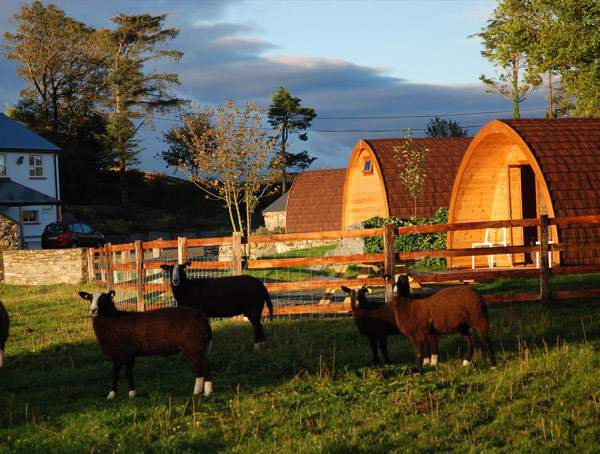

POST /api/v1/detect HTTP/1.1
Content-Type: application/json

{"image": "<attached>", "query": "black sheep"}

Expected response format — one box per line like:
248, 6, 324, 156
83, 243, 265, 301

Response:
79, 290, 213, 399
341, 286, 437, 366
161, 263, 274, 349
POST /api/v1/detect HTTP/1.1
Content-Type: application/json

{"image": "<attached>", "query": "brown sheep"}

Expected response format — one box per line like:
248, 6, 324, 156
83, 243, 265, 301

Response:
341, 286, 438, 366
79, 290, 213, 399
390, 274, 496, 372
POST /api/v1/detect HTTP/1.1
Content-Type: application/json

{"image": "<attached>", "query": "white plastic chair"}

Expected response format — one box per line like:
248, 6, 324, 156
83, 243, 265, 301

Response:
535, 240, 554, 268
471, 228, 512, 269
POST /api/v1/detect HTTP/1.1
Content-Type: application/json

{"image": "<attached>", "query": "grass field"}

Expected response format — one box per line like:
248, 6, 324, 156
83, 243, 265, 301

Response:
1, 282, 599, 453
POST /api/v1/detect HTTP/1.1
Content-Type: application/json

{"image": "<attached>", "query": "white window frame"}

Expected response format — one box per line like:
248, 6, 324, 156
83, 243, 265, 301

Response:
22, 210, 39, 224
29, 155, 43, 177
0, 155, 6, 177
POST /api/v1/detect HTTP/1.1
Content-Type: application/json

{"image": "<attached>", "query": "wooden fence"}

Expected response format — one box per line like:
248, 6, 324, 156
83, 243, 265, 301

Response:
88, 214, 600, 316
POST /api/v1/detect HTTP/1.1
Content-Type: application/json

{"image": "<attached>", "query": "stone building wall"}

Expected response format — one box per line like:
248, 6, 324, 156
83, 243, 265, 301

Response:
3, 248, 88, 285
263, 211, 286, 231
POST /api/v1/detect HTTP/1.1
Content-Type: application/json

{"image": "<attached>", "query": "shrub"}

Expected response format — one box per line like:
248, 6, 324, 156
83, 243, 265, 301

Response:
363, 207, 448, 270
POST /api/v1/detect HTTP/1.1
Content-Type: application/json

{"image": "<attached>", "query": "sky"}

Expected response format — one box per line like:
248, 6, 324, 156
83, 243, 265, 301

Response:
0, 0, 548, 175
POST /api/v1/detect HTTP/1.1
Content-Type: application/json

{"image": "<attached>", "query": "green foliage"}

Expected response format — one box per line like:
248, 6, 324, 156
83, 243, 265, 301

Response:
96, 217, 131, 236
393, 130, 429, 218
1, 282, 600, 453
363, 207, 449, 269
267, 86, 317, 193
425, 116, 469, 137
472, 0, 542, 118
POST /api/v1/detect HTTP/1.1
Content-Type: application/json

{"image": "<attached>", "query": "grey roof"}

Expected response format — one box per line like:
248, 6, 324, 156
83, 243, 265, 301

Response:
262, 192, 288, 213
0, 113, 61, 152
0, 179, 62, 206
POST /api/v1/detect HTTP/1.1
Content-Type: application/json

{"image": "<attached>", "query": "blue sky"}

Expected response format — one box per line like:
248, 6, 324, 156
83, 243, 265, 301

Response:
0, 0, 548, 174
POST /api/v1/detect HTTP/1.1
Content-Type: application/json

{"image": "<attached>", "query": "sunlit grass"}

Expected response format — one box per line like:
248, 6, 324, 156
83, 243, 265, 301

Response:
1, 283, 599, 453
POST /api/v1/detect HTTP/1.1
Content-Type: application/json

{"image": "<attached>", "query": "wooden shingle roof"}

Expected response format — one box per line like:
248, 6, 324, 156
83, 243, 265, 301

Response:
286, 169, 346, 233
501, 118, 600, 264
365, 137, 471, 218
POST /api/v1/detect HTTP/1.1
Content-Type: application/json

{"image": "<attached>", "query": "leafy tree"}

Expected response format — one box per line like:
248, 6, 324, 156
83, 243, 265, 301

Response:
472, 0, 542, 118
159, 110, 212, 172
267, 86, 317, 194
543, 0, 600, 117
99, 13, 183, 207
170, 99, 279, 237
393, 130, 428, 219
425, 117, 469, 137
2, 1, 105, 136
2, 1, 111, 202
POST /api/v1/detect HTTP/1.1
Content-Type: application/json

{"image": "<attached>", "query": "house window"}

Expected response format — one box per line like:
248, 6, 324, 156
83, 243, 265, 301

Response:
23, 210, 38, 224
0, 155, 6, 177
363, 159, 373, 174
29, 155, 43, 177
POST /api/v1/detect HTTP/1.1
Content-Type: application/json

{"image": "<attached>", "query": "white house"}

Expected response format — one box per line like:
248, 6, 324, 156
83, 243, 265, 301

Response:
0, 113, 62, 249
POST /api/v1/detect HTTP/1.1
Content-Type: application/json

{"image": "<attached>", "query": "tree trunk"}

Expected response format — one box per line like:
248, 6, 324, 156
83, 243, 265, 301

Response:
548, 69, 553, 118
280, 140, 287, 194
119, 158, 128, 208
512, 63, 520, 119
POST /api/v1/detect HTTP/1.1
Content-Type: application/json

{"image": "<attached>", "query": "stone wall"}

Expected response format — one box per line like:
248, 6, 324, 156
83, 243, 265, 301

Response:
2, 248, 88, 285
0, 215, 19, 282
263, 211, 286, 231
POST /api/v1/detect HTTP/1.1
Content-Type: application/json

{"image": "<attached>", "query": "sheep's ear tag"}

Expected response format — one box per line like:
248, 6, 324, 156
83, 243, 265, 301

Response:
367, 288, 372, 293
408, 276, 414, 283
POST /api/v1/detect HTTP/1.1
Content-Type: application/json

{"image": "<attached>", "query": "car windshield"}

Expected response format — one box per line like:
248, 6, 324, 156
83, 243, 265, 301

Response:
45, 225, 67, 234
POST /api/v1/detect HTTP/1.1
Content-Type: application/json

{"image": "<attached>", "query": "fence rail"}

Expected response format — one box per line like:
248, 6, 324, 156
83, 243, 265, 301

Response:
88, 214, 600, 315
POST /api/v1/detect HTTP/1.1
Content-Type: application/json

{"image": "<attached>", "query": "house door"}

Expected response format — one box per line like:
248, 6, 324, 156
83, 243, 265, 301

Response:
508, 164, 537, 264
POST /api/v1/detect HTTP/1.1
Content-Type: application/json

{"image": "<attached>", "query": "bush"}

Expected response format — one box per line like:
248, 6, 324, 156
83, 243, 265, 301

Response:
363, 207, 448, 270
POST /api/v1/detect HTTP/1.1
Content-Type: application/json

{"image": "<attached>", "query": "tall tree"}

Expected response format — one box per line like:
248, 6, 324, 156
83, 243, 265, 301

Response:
170, 99, 279, 236
425, 117, 469, 137
394, 130, 428, 219
2, 1, 111, 202
544, 0, 600, 116
99, 13, 183, 207
2, 1, 105, 137
267, 86, 317, 194
472, 0, 541, 118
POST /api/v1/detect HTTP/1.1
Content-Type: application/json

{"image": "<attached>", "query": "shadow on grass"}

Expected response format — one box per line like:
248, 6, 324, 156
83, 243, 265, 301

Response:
1, 297, 599, 435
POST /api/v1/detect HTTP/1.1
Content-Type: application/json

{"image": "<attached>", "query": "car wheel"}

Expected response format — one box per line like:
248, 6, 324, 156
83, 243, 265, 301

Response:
71, 242, 78, 248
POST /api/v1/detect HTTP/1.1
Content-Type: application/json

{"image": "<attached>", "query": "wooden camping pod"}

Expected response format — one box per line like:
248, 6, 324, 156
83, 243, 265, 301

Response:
448, 118, 600, 268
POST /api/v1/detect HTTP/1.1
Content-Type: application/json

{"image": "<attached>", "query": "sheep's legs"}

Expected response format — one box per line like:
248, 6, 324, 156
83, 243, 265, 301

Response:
366, 336, 382, 365
461, 331, 475, 366
477, 331, 497, 369
409, 336, 426, 373
108, 357, 123, 399
425, 334, 439, 366
192, 356, 212, 396
378, 336, 392, 364
249, 317, 267, 349
124, 359, 136, 397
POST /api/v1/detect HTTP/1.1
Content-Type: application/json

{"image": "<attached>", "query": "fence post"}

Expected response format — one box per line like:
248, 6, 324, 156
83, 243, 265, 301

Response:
178, 236, 188, 265
87, 248, 95, 282
135, 240, 145, 312
105, 243, 114, 291
232, 232, 242, 276
540, 214, 551, 305
383, 223, 396, 303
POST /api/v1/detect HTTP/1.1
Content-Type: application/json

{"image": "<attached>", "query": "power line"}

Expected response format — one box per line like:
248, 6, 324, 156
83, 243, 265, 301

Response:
313, 107, 546, 120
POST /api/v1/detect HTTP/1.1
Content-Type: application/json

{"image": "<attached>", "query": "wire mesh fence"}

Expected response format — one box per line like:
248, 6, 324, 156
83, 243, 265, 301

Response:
87, 215, 600, 316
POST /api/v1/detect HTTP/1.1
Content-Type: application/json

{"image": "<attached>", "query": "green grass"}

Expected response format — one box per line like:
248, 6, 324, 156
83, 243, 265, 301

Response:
1, 283, 600, 453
